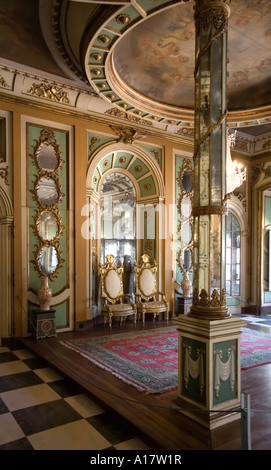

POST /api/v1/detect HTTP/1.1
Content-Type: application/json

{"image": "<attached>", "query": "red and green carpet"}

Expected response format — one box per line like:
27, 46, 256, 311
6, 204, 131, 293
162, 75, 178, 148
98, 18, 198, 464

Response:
61, 326, 271, 394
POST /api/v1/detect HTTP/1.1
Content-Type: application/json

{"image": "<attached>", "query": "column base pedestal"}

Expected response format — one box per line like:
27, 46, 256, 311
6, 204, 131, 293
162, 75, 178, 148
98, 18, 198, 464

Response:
172, 396, 241, 430
174, 314, 247, 429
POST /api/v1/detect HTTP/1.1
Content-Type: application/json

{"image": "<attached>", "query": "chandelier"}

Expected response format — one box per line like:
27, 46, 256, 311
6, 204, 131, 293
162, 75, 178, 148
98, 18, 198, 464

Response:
226, 130, 246, 194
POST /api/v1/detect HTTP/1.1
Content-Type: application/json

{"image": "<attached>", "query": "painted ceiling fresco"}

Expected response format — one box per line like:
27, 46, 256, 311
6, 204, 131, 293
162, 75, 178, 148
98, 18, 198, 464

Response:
113, 0, 271, 110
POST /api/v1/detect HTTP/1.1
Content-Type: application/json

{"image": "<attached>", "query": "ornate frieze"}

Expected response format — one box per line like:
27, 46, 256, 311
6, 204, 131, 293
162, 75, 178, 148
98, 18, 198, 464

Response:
27, 83, 71, 104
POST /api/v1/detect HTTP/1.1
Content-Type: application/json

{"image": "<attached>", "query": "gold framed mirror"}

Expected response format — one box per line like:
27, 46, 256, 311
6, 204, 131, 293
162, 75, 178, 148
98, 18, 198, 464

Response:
33, 242, 64, 280
32, 208, 64, 243
32, 174, 64, 208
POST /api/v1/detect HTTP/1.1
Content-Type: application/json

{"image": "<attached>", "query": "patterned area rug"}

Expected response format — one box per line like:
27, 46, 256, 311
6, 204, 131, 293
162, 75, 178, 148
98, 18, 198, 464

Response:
60, 326, 271, 394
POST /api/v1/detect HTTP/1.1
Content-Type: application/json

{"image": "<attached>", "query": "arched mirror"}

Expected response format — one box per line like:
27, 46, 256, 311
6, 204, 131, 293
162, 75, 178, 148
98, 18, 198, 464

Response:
264, 228, 271, 292
100, 172, 136, 296
36, 176, 61, 207
226, 211, 241, 298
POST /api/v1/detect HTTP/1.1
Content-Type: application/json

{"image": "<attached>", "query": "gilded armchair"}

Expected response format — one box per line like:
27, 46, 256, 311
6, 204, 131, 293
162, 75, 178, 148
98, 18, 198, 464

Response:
134, 254, 169, 326
99, 254, 137, 330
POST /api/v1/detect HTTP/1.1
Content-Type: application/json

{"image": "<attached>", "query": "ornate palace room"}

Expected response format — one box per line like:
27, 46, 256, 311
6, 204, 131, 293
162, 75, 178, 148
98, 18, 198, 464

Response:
0, 0, 271, 452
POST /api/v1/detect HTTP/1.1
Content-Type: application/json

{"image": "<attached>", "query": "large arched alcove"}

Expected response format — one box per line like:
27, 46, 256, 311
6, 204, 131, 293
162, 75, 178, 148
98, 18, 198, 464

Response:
85, 143, 165, 319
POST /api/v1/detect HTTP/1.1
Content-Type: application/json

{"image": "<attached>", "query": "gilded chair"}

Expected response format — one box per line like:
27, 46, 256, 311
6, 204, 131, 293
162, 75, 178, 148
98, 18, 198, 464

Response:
99, 254, 137, 330
134, 254, 169, 326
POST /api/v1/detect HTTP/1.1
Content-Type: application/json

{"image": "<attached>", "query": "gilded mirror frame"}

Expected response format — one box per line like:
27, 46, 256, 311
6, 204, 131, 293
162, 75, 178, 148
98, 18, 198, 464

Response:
176, 158, 194, 274
32, 173, 64, 209
32, 242, 64, 281
31, 208, 64, 244
31, 128, 64, 174
30, 127, 65, 285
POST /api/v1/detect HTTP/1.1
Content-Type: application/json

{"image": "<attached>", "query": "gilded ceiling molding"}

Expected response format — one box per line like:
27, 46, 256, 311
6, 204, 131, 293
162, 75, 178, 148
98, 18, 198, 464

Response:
105, 108, 153, 126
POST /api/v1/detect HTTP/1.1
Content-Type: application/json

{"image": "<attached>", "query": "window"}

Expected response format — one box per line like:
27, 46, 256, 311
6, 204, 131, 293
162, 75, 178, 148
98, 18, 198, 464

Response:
226, 212, 241, 298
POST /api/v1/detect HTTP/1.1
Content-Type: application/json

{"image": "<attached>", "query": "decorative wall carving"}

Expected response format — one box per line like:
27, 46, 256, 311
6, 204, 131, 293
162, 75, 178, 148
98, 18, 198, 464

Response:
27, 83, 71, 104
110, 125, 147, 144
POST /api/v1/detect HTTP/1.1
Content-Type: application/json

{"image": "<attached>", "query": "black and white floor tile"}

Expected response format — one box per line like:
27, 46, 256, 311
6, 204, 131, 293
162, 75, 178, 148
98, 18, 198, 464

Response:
0, 345, 152, 451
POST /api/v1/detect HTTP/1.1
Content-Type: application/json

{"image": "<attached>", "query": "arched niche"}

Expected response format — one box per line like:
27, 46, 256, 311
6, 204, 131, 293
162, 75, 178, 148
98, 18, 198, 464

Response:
85, 142, 165, 319
0, 186, 14, 342
226, 197, 248, 314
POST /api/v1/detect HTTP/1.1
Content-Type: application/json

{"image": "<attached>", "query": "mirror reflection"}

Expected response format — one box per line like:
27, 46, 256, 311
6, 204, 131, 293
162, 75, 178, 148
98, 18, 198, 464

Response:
180, 195, 192, 218
180, 248, 192, 271
38, 245, 59, 275
37, 211, 59, 241
37, 143, 58, 172
181, 170, 193, 193
37, 177, 59, 207
180, 221, 192, 245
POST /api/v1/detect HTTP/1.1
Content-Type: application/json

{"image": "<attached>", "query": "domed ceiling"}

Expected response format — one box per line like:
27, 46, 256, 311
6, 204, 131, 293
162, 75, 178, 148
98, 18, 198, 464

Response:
82, 0, 271, 127
0, 0, 271, 133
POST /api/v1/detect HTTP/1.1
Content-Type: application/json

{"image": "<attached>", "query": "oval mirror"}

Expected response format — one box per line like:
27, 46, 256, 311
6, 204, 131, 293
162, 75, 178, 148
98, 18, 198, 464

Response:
180, 195, 192, 218
38, 245, 59, 275
180, 248, 192, 271
36, 177, 59, 207
37, 143, 58, 172
181, 170, 193, 193
37, 211, 59, 241
180, 221, 192, 245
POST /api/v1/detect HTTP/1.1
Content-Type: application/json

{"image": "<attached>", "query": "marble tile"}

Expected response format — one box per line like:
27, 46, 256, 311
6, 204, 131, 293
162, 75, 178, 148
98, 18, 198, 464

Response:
13, 349, 35, 360
115, 437, 152, 450
48, 378, 83, 398
0, 351, 18, 364
0, 413, 25, 445
12, 399, 82, 435
34, 367, 64, 383
0, 383, 61, 411
28, 419, 111, 450
88, 411, 138, 445
65, 393, 105, 418
0, 360, 30, 377
0, 370, 43, 393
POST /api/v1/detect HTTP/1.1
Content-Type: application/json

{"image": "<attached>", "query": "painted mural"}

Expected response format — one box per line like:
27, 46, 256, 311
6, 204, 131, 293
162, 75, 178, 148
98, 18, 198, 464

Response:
113, 0, 271, 110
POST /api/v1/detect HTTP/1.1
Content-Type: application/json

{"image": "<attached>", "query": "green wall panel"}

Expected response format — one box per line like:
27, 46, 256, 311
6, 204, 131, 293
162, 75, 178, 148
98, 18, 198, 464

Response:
28, 124, 70, 326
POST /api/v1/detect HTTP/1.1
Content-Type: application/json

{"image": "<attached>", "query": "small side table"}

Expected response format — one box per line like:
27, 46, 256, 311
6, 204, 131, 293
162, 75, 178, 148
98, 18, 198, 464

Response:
177, 296, 192, 315
33, 309, 57, 340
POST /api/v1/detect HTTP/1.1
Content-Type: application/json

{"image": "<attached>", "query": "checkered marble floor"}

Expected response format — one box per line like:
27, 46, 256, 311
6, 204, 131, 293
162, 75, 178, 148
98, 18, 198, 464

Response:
0, 345, 152, 450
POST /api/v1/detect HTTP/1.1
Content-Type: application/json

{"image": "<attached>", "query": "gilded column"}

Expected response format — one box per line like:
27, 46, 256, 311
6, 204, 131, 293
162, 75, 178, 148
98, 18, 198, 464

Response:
190, 0, 230, 319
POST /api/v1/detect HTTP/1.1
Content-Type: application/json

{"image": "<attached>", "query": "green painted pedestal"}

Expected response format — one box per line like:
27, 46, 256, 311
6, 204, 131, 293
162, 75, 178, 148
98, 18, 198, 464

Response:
173, 314, 247, 429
